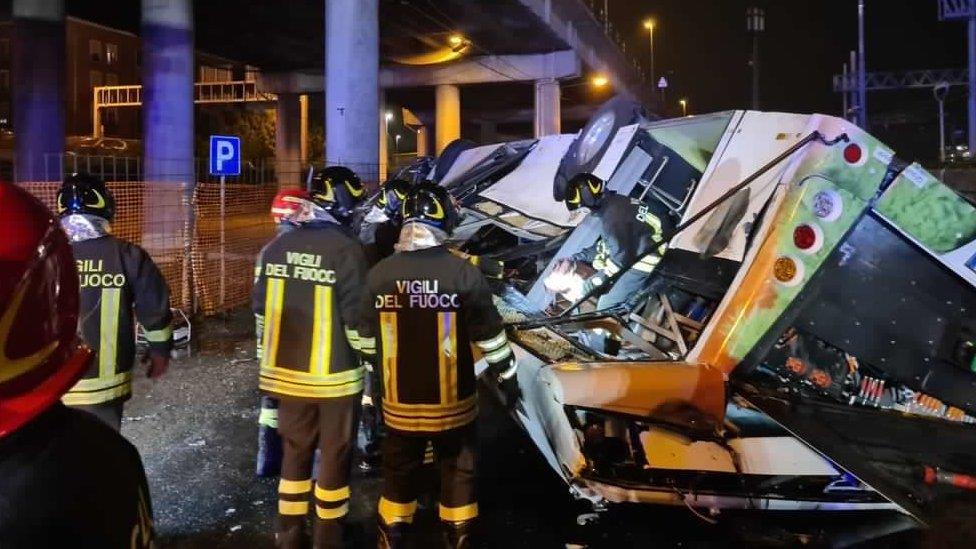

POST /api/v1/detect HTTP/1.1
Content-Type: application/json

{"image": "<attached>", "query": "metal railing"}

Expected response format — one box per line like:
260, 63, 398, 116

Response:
19, 153, 279, 185
93, 81, 277, 137
833, 68, 968, 92
939, 0, 976, 20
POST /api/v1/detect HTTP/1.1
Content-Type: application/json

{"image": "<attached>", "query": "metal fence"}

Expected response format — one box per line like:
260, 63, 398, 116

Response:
19, 156, 402, 316
20, 153, 279, 185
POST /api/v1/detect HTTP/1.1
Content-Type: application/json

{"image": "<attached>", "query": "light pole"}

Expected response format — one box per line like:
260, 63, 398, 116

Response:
857, 0, 868, 129
395, 133, 401, 155
746, 7, 765, 110
934, 82, 950, 164
679, 98, 688, 117
643, 19, 656, 86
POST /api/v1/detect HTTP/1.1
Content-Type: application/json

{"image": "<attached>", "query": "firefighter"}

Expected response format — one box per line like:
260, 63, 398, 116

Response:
257, 188, 313, 478
358, 182, 519, 548
0, 181, 154, 547
252, 168, 369, 548
547, 172, 674, 311
360, 177, 411, 265
311, 165, 368, 232
56, 173, 173, 431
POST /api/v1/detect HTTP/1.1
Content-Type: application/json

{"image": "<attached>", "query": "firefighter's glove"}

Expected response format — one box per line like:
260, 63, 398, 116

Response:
490, 357, 521, 410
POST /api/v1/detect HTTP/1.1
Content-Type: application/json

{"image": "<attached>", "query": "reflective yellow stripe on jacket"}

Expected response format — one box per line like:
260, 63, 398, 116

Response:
64, 288, 131, 405
258, 278, 363, 399
379, 311, 477, 433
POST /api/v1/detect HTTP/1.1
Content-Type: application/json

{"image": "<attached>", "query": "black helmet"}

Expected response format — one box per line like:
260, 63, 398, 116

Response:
402, 181, 458, 234
56, 173, 116, 221
377, 178, 411, 221
564, 172, 606, 211
308, 166, 366, 221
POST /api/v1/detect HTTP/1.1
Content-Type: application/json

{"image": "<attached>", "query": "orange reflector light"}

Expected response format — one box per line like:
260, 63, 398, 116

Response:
773, 256, 798, 284
843, 143, 863, 164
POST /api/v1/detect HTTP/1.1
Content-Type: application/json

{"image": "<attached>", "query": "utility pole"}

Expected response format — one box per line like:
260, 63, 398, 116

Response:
849, 50, 858, 122
842, 62, 849, 120
857, 0, 868, 129
746, 7, 765, 110
934, 82, 950, 164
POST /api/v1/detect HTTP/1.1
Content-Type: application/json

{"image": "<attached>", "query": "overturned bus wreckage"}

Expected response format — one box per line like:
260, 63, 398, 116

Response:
414, 98, 976, 530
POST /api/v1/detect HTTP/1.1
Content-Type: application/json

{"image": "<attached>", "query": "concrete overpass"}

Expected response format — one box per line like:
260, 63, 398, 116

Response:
11, 0, 648, 188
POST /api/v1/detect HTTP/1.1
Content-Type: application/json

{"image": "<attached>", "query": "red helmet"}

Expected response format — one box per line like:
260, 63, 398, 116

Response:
0, 182, 92, 437
271, 188, 312, 225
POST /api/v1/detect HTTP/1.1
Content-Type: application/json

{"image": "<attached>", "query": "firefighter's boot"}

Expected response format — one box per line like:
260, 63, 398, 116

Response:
441, 519, 476, 549
377, 520, 411, 549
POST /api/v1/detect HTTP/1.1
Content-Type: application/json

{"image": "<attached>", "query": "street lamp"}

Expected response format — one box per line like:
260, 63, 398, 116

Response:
679, 98, 688, 117
643, 19, 656, 86
590, 74, 609, 88
746, 6, 765, 110
395, 133, 402, 155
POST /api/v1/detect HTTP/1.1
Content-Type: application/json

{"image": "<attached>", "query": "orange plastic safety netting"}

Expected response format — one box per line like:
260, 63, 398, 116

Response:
22, 182, 192, 311
191, 183, 277, 315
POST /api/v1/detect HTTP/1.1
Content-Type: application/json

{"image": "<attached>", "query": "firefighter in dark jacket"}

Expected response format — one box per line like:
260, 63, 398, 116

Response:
358, 182, 519, 548
252, 167, 369, 548
547, 172, 674, 311
0, 181, 155, 548
361, 178, 411, 266
56, 174, 173, 431
256, 188, 313, 478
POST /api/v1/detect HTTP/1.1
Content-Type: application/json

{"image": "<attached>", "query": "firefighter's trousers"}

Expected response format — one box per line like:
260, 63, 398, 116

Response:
276, 394, 361, 549
378, 423, 478, 527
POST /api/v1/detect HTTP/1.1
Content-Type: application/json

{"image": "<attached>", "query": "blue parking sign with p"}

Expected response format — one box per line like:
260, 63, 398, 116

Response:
209, 135, 241, 176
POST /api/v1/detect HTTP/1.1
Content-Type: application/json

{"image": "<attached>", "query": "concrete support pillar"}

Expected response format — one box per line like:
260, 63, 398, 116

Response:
435, 84, 461, 154
12, 0, 65, 183
325, 0, 380, 184
479, 121, 497, 144
141, 0, 194, 254
142, 0, 194, 187
416, 126, 429, 157
275, 93, 303, 188
533, 78, 561, 137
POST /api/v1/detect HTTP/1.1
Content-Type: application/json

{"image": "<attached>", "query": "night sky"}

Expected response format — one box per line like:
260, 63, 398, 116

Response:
612, 0, 968, 116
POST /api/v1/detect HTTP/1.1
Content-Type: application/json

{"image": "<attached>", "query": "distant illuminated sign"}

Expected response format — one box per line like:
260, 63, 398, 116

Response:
209, 135, 240, 176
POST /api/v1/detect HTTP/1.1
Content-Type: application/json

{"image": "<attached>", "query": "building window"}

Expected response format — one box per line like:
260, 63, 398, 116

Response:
105, 72, 118, 86
245, 67, 260, 82
106, 43, 118, 65
90, 70, 103, 88
89, 39, 102, 63
0, 70, 9, 92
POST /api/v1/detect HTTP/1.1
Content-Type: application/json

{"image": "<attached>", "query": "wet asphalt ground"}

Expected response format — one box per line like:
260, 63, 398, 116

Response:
122, 310, 925, 548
